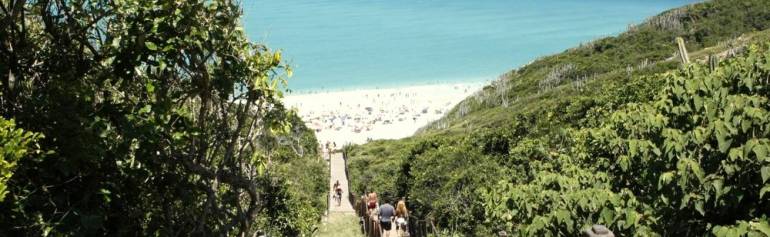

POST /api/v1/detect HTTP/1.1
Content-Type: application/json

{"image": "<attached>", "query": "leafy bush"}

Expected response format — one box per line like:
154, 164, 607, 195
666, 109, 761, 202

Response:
0, 118, 43, 201
0, 0, 324, 235
479, 43, 770, 236
481, 160, 656, 236
584, 43, 770, 235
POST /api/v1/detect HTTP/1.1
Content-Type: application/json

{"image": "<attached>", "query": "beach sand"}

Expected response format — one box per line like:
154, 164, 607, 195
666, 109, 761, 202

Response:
285, 83, 484, 147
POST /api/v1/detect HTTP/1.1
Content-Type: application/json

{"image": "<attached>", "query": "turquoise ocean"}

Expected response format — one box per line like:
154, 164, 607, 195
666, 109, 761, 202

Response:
242, 0, 698, 91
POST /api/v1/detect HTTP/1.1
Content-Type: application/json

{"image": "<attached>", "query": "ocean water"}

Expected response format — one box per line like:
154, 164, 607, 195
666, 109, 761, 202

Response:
242, 0, 698, 91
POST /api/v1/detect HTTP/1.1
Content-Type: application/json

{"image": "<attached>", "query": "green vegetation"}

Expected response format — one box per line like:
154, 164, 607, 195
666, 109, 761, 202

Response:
316, 213, 362, 237
0, 118, 43, 201
348, 0, 770, 235
481, 44, 770, 236
0, 0, 325, 236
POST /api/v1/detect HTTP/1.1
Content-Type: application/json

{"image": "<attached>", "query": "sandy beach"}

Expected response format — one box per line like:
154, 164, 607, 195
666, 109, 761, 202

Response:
285, 83, 484, 147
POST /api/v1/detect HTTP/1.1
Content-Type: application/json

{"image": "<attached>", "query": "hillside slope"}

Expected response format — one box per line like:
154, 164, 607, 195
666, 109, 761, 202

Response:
347, 0, 770, 235
422, 0, 770, 136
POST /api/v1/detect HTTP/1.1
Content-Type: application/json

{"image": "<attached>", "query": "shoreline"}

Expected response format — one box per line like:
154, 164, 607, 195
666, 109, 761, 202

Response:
284, 77, 494, 95
284, 82, 485, 146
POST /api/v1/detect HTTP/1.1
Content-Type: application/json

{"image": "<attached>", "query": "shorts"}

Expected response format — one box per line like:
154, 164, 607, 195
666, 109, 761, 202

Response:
396, 217, 407, 229
380, 221, 392, 231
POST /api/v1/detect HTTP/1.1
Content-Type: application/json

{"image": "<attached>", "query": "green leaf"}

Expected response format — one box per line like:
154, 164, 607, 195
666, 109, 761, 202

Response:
713, 179, 725, 199
629, 139, 638, 156
145, 42, 158, 51
271, 77, 279, 89
139, 105, 151, 114
618, 155, 630, 171
694, 201, 705, 216
754, 145, 768, 161
659, 171, 675, 189
689, 159, 706, 182
171, 132, 185, 140
553, 209, 569, 224
762, 166, 770, 183
754, 221, 770, 236
713, 226, 728, 237
625, 211, 638, 228
258, 162, 265, 176
599, 208, 613, 225
760, 186, 770, 199
715, 121, 733, 153
728, 228, 742, 237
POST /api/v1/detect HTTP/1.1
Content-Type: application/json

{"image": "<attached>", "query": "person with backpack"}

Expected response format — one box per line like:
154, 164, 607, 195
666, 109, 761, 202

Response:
378, 200, 396, 237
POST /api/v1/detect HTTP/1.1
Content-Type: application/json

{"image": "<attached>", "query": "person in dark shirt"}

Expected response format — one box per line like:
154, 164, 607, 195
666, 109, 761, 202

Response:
379, 201, 396, 237
333, 180, 342, 205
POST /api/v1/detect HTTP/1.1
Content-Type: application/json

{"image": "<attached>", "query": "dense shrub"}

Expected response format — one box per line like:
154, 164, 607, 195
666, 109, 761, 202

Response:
0, 0, 325, 235
481, 160, 656, 236
0, 118, 43, 201
584, 44, 770, 235
436, 44, 770, 236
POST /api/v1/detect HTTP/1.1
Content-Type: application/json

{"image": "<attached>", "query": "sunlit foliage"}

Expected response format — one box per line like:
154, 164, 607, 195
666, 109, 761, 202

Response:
0, 0, 324, 235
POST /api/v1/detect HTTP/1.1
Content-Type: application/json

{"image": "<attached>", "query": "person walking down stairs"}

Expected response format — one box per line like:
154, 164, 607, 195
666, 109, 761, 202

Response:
333, 180, 343, 206
379, 201, 396, 237
395, 198, 409, 236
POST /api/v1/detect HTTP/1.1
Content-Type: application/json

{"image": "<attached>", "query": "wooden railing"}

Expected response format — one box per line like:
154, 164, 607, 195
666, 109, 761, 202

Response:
352, 195, 440, 237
